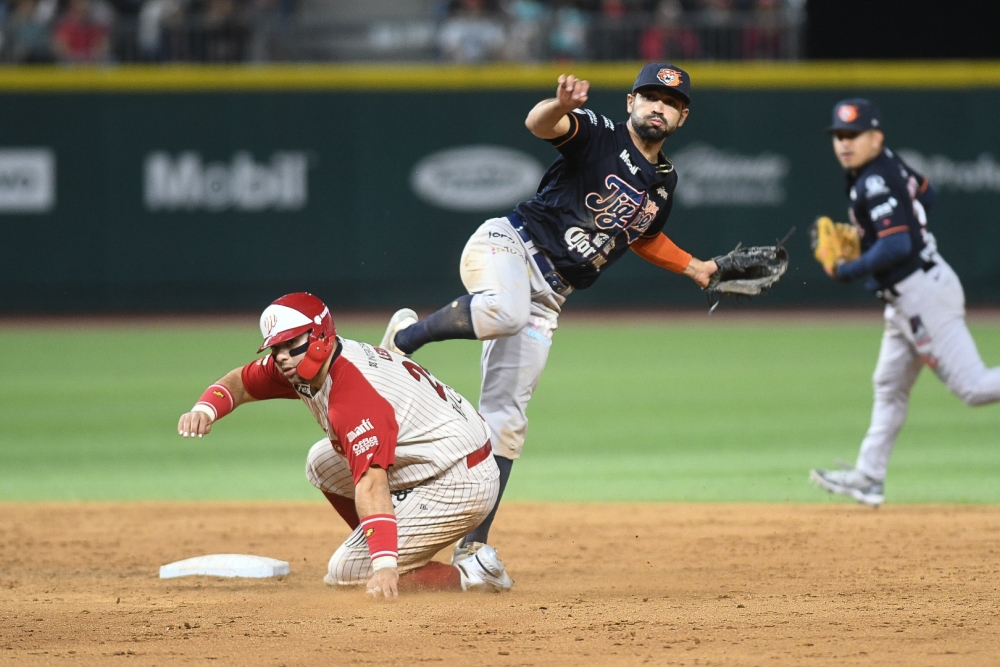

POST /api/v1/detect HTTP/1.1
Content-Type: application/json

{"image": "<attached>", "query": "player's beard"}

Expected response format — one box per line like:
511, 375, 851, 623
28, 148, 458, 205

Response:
631, 112, 674, 142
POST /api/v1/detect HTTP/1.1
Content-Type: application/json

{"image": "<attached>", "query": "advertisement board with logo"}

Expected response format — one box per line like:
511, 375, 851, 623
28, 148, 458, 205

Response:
2, 70, 999, 312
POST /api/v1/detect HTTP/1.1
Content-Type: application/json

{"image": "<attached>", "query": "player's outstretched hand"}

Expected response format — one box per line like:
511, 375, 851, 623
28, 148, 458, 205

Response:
685, 258, 718, 289
366, 568, 399, 601
556, 74, 589, 111
178, 411, 213, 438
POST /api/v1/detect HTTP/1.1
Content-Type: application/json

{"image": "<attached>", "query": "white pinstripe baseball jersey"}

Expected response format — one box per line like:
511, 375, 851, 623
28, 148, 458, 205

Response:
242, 338, 490, 490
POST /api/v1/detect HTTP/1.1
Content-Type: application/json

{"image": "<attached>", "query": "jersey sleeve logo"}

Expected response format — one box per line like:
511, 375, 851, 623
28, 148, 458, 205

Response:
346, 418, 374, 443
864, 175, 890, 199
656, 68, 683, 86
869, 196, 898, 221
352, 435, 379, 456
572, 108, 599, 126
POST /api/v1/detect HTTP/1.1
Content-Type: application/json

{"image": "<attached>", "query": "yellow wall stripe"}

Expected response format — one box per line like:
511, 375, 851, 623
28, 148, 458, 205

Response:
1, 61, 1000, 92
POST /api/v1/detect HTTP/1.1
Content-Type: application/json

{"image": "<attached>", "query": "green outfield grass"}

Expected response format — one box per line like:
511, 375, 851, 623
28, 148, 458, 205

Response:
1, 317, 998, 503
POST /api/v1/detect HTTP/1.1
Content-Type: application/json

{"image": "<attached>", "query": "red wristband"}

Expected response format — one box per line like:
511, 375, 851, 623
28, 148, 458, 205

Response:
193, 384, 234, 422
360, 514, 398, 568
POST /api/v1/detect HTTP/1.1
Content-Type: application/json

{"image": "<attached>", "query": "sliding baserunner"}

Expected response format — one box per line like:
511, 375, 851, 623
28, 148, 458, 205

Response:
178, 292, 513, 598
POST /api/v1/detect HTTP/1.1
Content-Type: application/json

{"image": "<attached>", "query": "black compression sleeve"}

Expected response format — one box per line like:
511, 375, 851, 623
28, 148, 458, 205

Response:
394, 294, 479, 354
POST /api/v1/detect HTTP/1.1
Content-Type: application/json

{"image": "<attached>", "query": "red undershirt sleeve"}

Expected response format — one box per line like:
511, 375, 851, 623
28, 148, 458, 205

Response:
240, 355, 299, 400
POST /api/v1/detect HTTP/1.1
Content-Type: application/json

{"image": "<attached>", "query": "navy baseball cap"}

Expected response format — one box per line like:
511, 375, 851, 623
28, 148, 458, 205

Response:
632, 63, 691, 105
826, 98, 882, 133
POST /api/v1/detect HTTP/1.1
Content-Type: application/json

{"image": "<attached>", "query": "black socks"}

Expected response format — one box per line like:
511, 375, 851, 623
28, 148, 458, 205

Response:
394, 294, 478, 355
462, 455, 513, 546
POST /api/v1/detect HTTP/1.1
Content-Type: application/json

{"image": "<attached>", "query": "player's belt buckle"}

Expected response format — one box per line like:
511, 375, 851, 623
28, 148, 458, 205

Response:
466, 440, 493, 468
507, 218, 572, 296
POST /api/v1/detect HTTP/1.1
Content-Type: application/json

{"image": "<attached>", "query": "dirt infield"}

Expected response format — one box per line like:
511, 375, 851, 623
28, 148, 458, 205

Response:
1, 503, 997, 666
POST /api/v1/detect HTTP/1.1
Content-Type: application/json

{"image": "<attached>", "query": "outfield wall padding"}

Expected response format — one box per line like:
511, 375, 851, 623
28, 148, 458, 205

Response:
2, 64, 999, 312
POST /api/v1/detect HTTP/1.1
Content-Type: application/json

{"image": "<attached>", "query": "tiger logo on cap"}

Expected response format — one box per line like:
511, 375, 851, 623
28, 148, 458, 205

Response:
656, 68, 683, 87
837, 104, 859, 123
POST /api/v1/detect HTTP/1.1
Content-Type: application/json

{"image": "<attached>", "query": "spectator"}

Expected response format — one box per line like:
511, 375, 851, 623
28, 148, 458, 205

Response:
500, 0, 547, 61
640, 0, 698, 60
158, 0, 194, 61
5, 0, 54, 62
438, 0, 506, 63
137, 0, 182, 60
202, 0, 247, 62
247, 0, 296, 62
52, 0, 115, 63
742, 0, 784, 59
108, 0, 141, 17
0, 1, 7, 55
591, 0, 632, 60
696, 0, 739, 59
548, 0, 586, 60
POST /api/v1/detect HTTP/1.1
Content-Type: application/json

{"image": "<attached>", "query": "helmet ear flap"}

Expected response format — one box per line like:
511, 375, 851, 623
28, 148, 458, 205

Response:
296, 330, 335, 381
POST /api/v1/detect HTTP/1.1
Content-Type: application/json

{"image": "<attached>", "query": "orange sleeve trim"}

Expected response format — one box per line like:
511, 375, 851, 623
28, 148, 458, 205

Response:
551, 113, 579, 148
631, 233, 692, 274
919, 178, 930, 194
877, 225, 909, 238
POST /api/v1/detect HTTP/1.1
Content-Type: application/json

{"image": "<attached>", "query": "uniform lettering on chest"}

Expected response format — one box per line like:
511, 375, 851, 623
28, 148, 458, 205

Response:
619, 150, 640, 175
585, 175, 658, 242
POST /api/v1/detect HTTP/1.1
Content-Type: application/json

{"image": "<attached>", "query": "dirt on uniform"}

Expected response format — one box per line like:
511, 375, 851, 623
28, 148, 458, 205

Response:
1, 502, 998, 666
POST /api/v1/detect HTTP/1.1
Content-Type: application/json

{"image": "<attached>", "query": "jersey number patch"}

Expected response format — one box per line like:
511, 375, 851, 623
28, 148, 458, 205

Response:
402, 361, 468, 420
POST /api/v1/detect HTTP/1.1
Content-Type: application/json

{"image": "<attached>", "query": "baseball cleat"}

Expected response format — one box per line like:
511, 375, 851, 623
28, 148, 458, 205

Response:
810, 467, 885, 507
380, 308, 418, 357
455, 543, 514, 592
451, 540, 485, 566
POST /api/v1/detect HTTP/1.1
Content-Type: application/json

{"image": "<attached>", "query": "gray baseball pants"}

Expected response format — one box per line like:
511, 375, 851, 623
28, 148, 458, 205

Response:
856, 255, 1000, 481
459, 216, 568, 460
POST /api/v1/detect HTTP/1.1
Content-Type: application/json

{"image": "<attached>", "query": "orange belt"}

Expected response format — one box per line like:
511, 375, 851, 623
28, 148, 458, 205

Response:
466, 440, 493, 468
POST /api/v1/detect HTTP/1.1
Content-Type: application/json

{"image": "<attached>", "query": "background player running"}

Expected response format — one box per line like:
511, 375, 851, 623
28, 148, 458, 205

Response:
810, 99, 1000, 506
177, 292, 512, 598
380, 63, 722, 561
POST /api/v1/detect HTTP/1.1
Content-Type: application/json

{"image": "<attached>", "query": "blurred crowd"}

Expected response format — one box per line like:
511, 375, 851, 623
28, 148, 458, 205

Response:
0, 0, 802, 64
435, 0, 803, 63
0, 0, 296, 63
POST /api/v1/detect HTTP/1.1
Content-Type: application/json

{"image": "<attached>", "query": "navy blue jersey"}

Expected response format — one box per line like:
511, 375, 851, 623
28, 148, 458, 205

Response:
845, 147, 937, 289
515, 108, 678, 290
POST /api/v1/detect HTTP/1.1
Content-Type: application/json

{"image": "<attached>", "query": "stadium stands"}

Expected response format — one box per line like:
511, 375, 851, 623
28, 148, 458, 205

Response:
0, 0, 806, 64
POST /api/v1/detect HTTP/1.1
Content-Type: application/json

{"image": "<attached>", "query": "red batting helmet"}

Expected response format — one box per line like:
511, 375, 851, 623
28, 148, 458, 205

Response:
258, 292, 336, 381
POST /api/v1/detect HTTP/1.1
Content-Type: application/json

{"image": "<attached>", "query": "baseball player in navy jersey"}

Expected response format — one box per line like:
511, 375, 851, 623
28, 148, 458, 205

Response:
810, 99, 1000, 506
177, 292, 513, 598
379, 63, 722, 562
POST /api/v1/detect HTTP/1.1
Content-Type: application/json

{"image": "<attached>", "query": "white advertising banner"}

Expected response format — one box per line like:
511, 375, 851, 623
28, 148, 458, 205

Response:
0, 149, 56, 213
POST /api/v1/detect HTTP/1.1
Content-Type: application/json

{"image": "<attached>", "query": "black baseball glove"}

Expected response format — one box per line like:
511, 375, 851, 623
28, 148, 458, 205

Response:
704, 232, 792, 311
